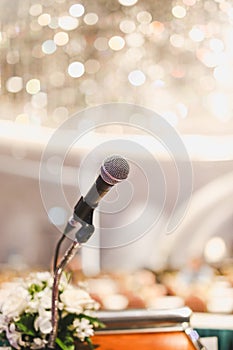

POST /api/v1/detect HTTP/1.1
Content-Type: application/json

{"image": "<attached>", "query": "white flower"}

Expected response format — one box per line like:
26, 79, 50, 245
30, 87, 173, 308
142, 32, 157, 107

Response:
29, 272, 52, 285
26, 286, 52, 314
58, 273, 69, 292
31, 337, 47, 349
0, 288, 12, 311
25, 298, 40, 314
0, 271, 99, 348
1, 287, 29, 318
6, 323, 21, 350
35, 272, 52, 283
73, 318, 94, 341
38, 287, 52, 309
60, 287, 95, 314
0, 282, 22, 311
0, 314, 8, 332
34, 310, 52, 335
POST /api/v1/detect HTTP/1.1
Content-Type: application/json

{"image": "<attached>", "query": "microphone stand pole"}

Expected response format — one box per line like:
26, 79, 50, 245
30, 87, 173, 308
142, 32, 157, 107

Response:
48, 219, 95, 349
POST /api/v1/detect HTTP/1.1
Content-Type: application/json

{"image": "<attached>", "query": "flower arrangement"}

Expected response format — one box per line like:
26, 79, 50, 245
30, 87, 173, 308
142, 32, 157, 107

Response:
0, 272, 103, 350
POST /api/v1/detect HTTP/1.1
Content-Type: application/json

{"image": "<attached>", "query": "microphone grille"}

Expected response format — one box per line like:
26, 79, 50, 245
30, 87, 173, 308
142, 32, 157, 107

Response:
101, 155, 130, 185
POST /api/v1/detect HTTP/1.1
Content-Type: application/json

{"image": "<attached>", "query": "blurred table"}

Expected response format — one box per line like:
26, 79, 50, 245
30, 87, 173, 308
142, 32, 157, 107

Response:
94, 307, 205, 350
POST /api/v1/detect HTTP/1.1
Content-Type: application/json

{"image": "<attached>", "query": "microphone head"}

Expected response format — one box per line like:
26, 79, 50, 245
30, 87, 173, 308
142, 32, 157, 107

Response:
101, 155, 130, 185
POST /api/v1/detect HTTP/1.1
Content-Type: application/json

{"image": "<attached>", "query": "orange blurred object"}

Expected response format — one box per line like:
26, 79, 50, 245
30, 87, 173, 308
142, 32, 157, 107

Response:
92, 307, 204, 350
92, 331, 197, 350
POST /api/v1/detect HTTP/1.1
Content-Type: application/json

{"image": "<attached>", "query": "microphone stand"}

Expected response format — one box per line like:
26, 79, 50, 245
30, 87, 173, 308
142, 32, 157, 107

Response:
48, 156, 129, 349
48, 218, 95, 349
53, 234, 66, 274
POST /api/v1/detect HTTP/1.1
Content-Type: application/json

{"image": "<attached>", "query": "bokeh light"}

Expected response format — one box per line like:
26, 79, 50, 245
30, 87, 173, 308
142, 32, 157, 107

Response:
38, 13, 51, 26
69, 4, 85, 18
189, 26, 205, 42
150, 21, 165, 35
29, 4, 43, 17
108, 36, 125, 51
6, 76, 23, 93
6, 50, 20, 64
128, 70, 146, 86
68, 61, 85, 78
48, 206, 67, 226
58, 16, 79, 30
120, 20, 136, 34
204, 237, 226, 263
137, 11, 152, 24
26, 79, 40, 95
172, 5, 187, 19
42, 40, 57, 54
119, 0, 138, 6
0, 0, 233, 134
54, 32, 69, 46
170, 34, 185, 48
84, 13, 98, 25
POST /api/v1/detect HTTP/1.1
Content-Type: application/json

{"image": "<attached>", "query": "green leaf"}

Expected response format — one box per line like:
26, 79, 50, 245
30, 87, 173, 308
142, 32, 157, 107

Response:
15, 313, 37, 337
56, 337, 75, 350
16, 323, 35, 336
28, 283, 43, 296
60, 313, 76, 328
85, 337, 94, 349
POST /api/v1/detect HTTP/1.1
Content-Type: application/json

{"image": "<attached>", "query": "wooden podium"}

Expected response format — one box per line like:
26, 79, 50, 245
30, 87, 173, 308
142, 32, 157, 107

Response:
92, 307, 206, 350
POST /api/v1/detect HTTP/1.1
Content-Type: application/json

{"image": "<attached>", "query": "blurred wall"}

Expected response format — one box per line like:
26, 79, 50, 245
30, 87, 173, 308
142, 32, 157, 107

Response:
0, 148, 232, 272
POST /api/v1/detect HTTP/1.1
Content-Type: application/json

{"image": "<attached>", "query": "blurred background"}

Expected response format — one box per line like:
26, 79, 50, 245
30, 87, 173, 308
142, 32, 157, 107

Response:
0, 0, 233, 316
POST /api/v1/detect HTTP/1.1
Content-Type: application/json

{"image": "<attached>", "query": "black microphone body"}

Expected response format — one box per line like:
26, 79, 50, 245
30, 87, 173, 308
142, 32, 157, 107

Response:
72, 176, 113, 226
83, 175, 114, 208
64, 155, 129, 233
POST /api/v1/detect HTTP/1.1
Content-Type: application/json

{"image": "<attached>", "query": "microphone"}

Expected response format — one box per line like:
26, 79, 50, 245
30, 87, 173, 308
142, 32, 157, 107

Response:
50, 157, 129, 348
64, 155, 130, 234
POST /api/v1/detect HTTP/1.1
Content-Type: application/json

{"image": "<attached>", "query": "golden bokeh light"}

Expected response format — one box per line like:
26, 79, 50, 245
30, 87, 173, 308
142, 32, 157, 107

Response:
108, 36, 125, 51
26, 79, 40, 95
0, 0, 233, 134
54, 32, 69, 46
38, 13, 51, 26
172, 5, 187, 19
